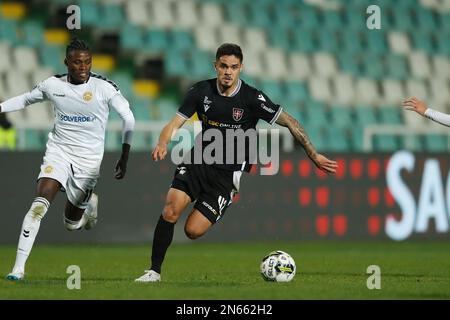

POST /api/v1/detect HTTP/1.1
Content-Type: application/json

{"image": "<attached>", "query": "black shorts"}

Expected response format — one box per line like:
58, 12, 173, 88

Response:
170, 163, 242, 224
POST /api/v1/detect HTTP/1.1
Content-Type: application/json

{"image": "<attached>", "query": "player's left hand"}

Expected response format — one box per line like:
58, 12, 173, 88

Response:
402, 97, 427, 115
114, 157, 128, 179
313, 154, 338, 175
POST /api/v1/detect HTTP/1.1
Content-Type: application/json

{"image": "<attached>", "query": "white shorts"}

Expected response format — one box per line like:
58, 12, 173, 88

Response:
38, 150, 99, 209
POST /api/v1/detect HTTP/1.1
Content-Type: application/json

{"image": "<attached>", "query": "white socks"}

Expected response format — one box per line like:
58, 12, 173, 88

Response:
12, 197, 50, 274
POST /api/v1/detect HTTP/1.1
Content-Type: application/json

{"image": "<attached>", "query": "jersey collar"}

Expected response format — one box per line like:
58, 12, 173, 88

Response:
217, 79, 241, 97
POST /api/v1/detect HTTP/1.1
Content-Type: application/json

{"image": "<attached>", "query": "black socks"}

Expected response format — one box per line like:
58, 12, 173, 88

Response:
151, 215, 175, 273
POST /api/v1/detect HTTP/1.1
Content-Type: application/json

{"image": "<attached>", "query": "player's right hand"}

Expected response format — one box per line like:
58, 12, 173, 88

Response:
402, 97, 427, 115
152, 143, 167, 161
313, 154, 338, 175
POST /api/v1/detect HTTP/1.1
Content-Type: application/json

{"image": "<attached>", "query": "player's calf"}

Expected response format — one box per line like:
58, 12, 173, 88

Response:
84, 193, 98, 230
7, 197, 50, 280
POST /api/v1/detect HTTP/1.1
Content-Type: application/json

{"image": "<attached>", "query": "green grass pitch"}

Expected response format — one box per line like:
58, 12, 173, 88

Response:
1, 242, 450, 299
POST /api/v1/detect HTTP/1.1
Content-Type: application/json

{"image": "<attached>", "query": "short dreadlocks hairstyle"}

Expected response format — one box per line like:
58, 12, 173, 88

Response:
66, 38, 90, 58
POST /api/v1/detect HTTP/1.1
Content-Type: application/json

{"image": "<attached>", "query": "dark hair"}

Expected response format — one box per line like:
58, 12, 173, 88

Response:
66, 38, 90, 57
216, 43, 243, 63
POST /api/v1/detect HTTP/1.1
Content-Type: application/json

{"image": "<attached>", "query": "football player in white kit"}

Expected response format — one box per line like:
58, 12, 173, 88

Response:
0, 39, 135, 281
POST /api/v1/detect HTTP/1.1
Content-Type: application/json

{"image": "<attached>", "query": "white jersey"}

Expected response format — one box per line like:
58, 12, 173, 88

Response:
1, 72, 135, 173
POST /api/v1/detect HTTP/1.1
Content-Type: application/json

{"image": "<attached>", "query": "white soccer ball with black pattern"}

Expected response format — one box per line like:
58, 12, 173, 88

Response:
260, 250, 296, 282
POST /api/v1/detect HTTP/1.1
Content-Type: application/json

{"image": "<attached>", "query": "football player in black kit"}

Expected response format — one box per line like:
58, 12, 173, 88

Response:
135, 43, 338, 282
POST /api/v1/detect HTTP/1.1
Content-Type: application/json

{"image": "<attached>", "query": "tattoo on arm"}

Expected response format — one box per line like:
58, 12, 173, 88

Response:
277, 111, 317, 160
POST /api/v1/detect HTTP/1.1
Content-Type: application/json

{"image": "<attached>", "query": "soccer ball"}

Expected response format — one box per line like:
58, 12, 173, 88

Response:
260, 250, 296, 282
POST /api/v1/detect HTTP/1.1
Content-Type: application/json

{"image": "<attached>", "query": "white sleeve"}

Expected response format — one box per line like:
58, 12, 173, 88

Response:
109, 93, 135, 145
0, 85, 46, 113
424, 108, 450, 127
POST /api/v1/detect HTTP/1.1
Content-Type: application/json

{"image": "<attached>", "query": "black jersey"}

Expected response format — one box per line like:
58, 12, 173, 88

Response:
177, 78, 282, 172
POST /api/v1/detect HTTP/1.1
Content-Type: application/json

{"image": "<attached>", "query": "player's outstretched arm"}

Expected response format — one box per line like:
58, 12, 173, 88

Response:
403, 96, 450, 127
152, 114, 186, 161
276, 110, 337, 175
0, 86, 46, 114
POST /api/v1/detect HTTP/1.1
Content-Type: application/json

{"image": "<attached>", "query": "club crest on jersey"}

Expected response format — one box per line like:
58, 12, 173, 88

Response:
83, 91, 93, 102
44, 165, 53, 174
232, 108, 244, 121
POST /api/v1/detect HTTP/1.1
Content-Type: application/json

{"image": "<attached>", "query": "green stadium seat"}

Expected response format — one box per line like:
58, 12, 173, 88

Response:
284, 81, 308, 103
156, 98, 178, 121
392, 8, 414, 31
365, 31, 388, 55
396, 0, 418, 9
132, 97, 151, 121
438, 14, 450, 32
345, 8, 367, 31
385, 54, 408, 79
273, 6, 297, 29
424, 134, 448, 152
22, 21, 44, 47
324, 127, 351, 152
374, 134, 401, 151
435, 32, 450, 55
338, 51, 362, 75
316, 29, 340, 53
329, 106, 353, 127
414, 8, 438, 32
171, 31, 194, 50
281, 100, 302, 121
299, 7, 320, 30
378, 107, 403, 124
132, 131, 151, 151
100, 4, 124, 29
291, 30, 316, 53
120, 24, 143, 50
0, 19, 19, 44
304, 125, 326, 151
144, 30, 169, 52
79, 0, 101, 26
411, 31, 435, 53
260, 80, 283, 103
224, 3, 248, 25
110, 72, 133, 98
401, 135, 424, 152
24, 129, 46, 150
354, 106, 378, 126
305, 101, 329, 126
165, 48, 189, 77
322, 10, 343, 30
362, 53, 384, 79
190, 49, 215, 79
349, 126, 364, 151
247, 5, 272, 28
39, 45, 65, 73
342, 30, 364, 53
269, 27, 291, 51
105, 130, 121, 151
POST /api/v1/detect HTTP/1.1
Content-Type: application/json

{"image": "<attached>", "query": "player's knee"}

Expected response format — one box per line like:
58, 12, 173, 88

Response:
184, 225, 203, 240
162, 205, 180, 223
26, 197, 50, 221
